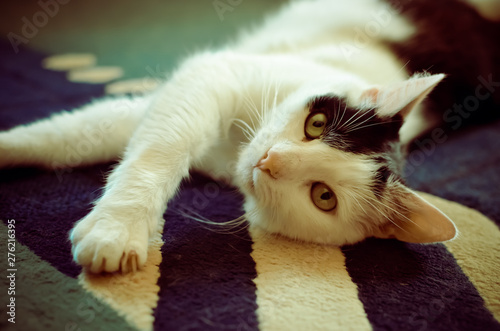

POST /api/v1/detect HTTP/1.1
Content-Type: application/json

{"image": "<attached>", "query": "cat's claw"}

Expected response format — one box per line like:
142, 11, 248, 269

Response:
70, 212, 149, 274
121, 250, 139, 273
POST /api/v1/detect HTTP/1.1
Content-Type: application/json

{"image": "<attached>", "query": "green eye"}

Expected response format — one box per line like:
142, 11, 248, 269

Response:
311, 182, 337, 211
305, 112, 327, 139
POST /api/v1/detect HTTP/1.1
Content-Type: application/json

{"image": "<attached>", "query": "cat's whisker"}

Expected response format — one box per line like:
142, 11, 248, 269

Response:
242, 92, 263, 133
355, 186, 417, 228
364, 187, 411, 213
356, 187, 419, 228
242, 92, 260, 118
343, 190, 369, 217
350, 189, 409, 234
367, 194, 416, 226
262, 76, 275, 122
271, 78, 283, 115
264, 80, 271, 115
260, 80, 268, 124
232, 120, 254, 141
348, 189, 390, 221
344, 108, 377, 131
345, 119, 403, 134
247, 89, 264, 123
233, 118, 256, 137
177, 208, 251, 236
233, 120, 250, 138
243, 107, 258, 136
355, 185, 406, 210
336, 102, 348, 130
338, 106, 365, 130
343, 112, 378, 133
331, 99, 341, 130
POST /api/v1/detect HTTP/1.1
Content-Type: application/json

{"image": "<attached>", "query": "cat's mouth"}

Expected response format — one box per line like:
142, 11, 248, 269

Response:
249, 170, 256, 192
250, 167, 260, 193
249, 165, 275, 195
247, 167, 262, 194
245, 150, 276, 194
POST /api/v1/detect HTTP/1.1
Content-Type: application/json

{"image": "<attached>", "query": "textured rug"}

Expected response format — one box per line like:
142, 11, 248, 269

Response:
0, 41, 499, 331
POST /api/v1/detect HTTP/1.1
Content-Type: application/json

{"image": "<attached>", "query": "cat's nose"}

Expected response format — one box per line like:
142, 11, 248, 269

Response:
255, 150, 280, 179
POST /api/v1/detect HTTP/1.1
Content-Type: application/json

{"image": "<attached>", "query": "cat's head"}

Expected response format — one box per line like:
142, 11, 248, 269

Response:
235, 73, 457, 245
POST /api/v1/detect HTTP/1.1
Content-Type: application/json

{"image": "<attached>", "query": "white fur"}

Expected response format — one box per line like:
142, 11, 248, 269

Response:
0, 0, 456, 273
462, 0, 500, 21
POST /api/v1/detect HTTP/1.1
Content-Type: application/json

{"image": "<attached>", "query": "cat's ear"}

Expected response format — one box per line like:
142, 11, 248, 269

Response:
373, 188, 458, 243
360, 73, 445, 119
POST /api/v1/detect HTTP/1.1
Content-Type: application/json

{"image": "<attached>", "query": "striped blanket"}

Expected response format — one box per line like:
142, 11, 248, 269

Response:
1, 41, 499, 331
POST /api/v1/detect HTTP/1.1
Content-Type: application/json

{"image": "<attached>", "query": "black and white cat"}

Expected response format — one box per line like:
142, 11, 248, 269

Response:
1, 0, 499, 273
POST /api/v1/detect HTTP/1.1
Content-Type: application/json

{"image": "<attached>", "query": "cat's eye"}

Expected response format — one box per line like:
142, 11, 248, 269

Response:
305, 112, 327, 139
311, 182, 337, 211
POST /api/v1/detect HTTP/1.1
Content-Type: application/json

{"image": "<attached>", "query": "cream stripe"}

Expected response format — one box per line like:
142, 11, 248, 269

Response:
420, 193, 500, 323
79, 221, 164, 331
68, 66, 124, 84
105, 77, 161, 95
251, 227, 371, 331
42, 53, 97, 71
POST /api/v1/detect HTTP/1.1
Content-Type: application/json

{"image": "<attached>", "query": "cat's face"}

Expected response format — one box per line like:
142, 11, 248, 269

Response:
235, 74, 458, 245
235, 89, 398, 245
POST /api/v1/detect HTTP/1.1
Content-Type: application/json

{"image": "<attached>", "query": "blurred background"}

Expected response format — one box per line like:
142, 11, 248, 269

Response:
1, 0, 287, 79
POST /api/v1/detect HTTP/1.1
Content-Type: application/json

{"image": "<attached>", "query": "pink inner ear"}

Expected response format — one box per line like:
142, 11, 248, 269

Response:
360, 87, 379, 104
387, 191, 457, 243
372, 189, 458, 244
360, 73, 446, 120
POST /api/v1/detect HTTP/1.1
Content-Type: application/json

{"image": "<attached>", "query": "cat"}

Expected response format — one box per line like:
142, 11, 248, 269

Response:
1, 0, 499, 274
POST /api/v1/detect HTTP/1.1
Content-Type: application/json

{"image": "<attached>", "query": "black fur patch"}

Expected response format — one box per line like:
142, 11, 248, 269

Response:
373, 165, 391, 195
308, 96, 403, 154
371, 155, 405, 196
386, 0, 500, 128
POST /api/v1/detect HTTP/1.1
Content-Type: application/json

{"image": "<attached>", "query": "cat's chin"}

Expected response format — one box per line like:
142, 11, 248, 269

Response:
243, 198, 368, 247
249, 217, 366, 246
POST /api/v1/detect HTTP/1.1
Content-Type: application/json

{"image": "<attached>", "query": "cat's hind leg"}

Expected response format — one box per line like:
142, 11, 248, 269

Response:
0, 95, 150, 169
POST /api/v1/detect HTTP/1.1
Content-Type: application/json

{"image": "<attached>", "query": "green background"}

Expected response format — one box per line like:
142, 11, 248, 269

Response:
1, 0, 287, 79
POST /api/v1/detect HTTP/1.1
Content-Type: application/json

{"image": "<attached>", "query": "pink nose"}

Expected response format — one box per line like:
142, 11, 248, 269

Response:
255, 150, 280, 179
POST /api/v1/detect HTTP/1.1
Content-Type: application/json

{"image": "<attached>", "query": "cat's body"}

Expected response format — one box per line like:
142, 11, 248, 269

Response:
1, 0, 499, 273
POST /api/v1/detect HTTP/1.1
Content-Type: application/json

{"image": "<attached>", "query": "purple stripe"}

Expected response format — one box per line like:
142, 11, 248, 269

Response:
153, 173, 259, 331
0, 165, 109, 278
343, 239, 500, 330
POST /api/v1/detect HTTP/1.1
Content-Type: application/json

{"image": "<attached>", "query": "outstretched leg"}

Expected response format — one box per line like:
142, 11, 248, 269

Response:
69, 52, 245, 273
0, 95, 150, 169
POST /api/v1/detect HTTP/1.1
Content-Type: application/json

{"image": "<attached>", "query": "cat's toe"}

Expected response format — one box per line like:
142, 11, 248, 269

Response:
88, 238, 129, 273
69, 217, 96, 246
70, 214, 149, 273
120, 249, 146, 273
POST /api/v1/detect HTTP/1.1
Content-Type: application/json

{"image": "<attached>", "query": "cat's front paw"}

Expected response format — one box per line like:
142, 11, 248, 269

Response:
70, 211, 149, 273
